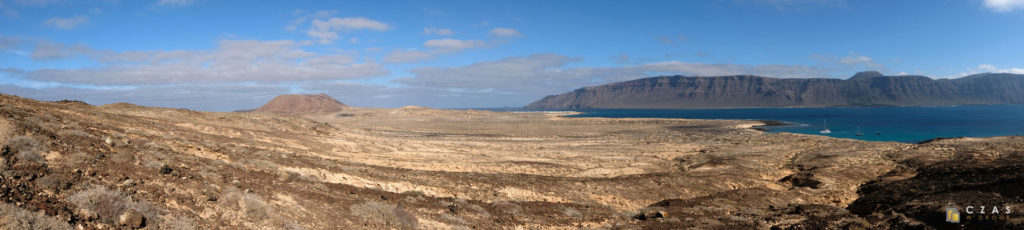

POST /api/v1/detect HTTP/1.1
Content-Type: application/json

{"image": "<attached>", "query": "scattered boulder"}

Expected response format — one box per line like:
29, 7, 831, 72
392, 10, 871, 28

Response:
159, 164, 173, 174
118, 210, 145, 229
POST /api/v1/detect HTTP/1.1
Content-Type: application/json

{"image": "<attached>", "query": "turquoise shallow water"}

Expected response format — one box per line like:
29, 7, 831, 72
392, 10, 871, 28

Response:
560, 105, 1024, 143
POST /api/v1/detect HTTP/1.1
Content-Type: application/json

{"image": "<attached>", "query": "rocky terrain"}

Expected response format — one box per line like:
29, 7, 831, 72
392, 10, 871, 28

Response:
525, 71, 1024, 109
0, 93, 1021, 229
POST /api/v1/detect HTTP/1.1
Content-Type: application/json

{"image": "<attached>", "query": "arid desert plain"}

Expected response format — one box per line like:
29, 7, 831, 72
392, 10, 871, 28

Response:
1, 93, 1022, 229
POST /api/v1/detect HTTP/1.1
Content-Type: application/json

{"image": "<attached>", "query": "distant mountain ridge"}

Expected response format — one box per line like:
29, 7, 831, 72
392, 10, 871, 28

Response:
524, 71, 1024, 109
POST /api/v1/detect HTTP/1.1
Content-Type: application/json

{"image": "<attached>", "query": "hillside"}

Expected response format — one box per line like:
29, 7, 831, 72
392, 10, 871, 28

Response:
525, 71, 1024, 109
252, 94, 347, 114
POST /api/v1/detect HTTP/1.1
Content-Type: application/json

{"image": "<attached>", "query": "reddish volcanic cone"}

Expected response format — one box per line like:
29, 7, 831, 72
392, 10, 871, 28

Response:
253, 94, 347, 114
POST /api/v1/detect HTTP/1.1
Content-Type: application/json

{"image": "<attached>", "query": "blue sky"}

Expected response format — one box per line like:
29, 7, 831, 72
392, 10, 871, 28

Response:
1, 0, 1024, 111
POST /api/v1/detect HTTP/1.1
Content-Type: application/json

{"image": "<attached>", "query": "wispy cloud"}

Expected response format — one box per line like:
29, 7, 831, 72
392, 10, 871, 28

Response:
382, 49, 432, 63
423, 27, 454, 36
384, 28, 523, 64
11, 0, 62, 6
0, 35, 20, 50
0, 83, 290, 112
657, 35, 687, 44
44, 15, 88, 30
810, 52, 884, 72
612, 54, 631, 64
838, 52, 873, 65
382, 39, 487, 63
976, 64, 1024, 74
939, 64, 1024, 79
156, 0, 194, 7
30, 40, 90, 60
383, 37, 504, 64
983, 0, 1024, 12
0, 1, 20, 18
742, 0, 847, 10
306, 17, 389, 44
489, 28, 521, 37
395, 54, 832, 97
423, 39, 485, 50
285, 10, 335, 31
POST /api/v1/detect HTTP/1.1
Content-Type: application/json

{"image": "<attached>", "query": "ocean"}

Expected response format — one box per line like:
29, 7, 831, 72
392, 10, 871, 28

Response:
561, 105, 1024, 143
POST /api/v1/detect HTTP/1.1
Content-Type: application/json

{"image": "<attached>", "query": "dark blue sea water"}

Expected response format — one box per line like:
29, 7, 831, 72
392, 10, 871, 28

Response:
562, 105, 1024, 143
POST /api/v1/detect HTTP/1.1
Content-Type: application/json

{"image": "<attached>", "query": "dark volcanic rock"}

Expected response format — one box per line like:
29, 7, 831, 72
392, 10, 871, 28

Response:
525, 72, 1024, 109
847, 152, 1024, 229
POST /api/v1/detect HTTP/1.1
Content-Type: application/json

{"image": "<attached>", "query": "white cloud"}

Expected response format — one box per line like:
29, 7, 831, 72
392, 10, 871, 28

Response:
44, 15, 88, 30
306, 17, 389, 44
423, 27, 454, 36
939, 64, 1024, 79
984, 0, 1024, 12
489, 28, 521, 37
14, 40, 389, 85
977, 64, 1024, 74
157, 0, 194, 7
423, 39, 485, 50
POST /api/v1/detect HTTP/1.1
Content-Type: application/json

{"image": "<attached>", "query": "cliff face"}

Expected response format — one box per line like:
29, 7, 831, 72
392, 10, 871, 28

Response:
524, 71, 1024, 109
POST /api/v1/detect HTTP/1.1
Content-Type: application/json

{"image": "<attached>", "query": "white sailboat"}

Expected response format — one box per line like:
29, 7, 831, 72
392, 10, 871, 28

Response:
819, 119, 832, 134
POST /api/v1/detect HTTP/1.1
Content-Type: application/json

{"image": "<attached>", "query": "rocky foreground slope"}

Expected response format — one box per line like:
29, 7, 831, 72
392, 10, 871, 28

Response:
0, 93, 1021, 229
525, 71, 1024, 109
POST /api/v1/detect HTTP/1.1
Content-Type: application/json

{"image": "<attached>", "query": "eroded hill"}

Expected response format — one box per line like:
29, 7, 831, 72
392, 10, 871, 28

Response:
251, 94, 347, 114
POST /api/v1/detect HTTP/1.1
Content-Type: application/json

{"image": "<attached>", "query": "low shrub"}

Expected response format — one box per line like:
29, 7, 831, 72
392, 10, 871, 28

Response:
239, 193, 269, 219
67, 186, 128, 224
68, 151, 94, 165
109, 151, 135, 164
4, 136, 46, 164
0, 202, 70, 230
58, 129, 91, 139
349, 201, 418, 228
35, 173, 73, 192
219, 188, 270, 220
491, 201, 521, 215
67, 186, 161, 226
